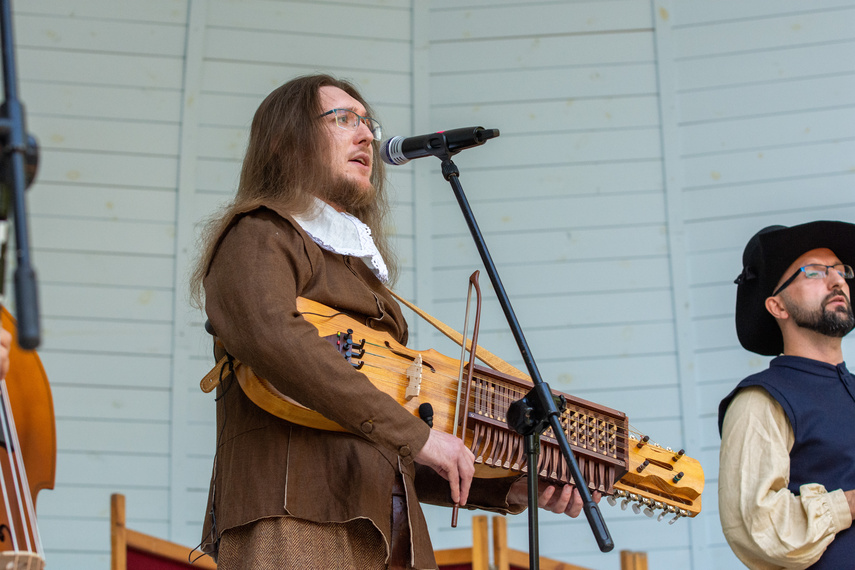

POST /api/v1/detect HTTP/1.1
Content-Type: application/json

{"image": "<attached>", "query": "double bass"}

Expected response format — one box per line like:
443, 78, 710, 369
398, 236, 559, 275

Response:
0, 307, 56, 569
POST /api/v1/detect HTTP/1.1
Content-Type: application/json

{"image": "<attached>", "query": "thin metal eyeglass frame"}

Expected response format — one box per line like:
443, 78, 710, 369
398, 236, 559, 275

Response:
318, 108, 382, 141
771, 263, 855, 296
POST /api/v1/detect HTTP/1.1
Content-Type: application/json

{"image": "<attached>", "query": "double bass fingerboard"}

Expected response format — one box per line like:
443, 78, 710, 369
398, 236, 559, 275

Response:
462, 365, 629, 494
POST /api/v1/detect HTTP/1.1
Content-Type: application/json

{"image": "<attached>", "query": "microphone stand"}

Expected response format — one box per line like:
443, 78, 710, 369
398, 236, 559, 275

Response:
427, 134, 613, 568
0, 0, 40, 349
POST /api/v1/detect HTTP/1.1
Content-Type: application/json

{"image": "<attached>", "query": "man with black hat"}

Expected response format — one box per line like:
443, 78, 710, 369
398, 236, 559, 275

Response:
718, 221, 855, 569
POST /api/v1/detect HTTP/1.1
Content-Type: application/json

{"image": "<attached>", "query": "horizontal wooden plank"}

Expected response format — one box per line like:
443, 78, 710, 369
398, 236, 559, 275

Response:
28, 184, 176, 223
671, 0, 855, 27
698, 380, 742, 421
31, 216, 176, 256
40, 518, 109, 555
198, 91, 411, 132
31, 249, 174, 288
16, 13, 187, 56
689, 249, 742, 287
433, 225, 669, 267
430, 31, 655, 74
692, 315, 739, 352
673, 8, 855, 59
21, 83, 182, 122
683, 172, 853, 223
40, 317, 175, 355
15, 0, 188, 23
387, 202, 414, 237
57, 418, 170, 453
19, 48, 184, 89
184, 458, 216, 504
207, 0, 410, 41
677, 41, 855, 92
30, 116, 180, 156
205, 28, 411, 73
194, 158, 241, 193
200, 61, 412, 105
432, 191, 665, 234
431, 95, 661, 135
685, 206, 855, 254
38, 484, 168, 519
432, 256, 672, 300
681, 107, 855, 156
38, 351, 173, 388
430, 64, 658, 105
35, 150, 179, 189
679, 73, 855, 124
40, 283, 174, 322
53, 385, 170, 422
195, 125, 248, 161
54, 450, 170, 487
184, 422, 216, 454
436, 289, 674, 333
449, 129, 663, 170
40, 553, 108, 569
682, 140, 855, 190
690, 283, 733, 320
430, 0, 652, 41
695, 347, 772, 385
535, 354, 679, 393
426, 160, 663, 202
524, 321, 677, 362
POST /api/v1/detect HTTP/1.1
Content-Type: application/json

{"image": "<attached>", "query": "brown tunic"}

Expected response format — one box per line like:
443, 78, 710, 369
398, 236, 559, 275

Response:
200, 204, 521, 569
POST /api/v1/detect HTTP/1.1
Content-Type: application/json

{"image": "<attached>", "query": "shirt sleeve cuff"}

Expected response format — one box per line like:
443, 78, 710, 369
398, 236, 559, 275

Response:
826, 488, 854, 532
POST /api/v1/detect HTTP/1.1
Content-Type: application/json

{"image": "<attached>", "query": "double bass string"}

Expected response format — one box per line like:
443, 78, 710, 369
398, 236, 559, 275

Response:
0, 379, 40, 556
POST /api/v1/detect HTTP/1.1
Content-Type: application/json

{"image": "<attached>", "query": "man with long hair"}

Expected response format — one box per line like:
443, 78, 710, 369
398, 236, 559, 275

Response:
719, 221, 855, 569
192, 75, 591, 569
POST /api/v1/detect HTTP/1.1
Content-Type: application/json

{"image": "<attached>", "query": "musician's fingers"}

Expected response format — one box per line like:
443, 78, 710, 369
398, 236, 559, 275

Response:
537, 484, 557, 509
563, 486, 584, 518
458, 448, 474, 506
547, 484, 576, 515
0, 328, 11, 379
446, 462, 460, 505
415, 429, 474, 506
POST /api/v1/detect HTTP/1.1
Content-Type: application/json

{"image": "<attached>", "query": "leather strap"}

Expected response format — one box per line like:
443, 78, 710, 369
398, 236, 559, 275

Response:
389, 290, 529, 379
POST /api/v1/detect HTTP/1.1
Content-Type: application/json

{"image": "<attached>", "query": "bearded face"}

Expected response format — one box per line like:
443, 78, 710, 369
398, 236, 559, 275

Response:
783, 287, 855, 338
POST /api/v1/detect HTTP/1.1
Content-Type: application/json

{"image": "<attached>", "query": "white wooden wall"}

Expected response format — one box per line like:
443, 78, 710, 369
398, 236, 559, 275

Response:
9, 0, 855, 568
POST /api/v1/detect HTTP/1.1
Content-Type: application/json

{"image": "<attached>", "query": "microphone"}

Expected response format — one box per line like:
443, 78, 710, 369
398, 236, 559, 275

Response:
380, 126, 500, 165
418, 403, 434, 428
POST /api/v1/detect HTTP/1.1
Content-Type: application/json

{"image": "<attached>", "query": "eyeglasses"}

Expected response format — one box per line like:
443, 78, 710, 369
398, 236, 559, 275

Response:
772, 263, 855, 296
319, 108, 382, 141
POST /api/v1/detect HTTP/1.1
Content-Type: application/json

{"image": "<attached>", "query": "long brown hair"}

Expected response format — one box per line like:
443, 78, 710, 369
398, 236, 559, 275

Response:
189, 74, 395, 308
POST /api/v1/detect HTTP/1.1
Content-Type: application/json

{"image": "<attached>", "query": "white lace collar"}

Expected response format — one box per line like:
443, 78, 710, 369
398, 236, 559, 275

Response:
292, 198, 389, 283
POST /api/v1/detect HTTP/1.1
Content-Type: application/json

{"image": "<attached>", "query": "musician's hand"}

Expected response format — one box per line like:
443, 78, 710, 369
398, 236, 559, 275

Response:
415, 429, 475, 506
0, 328, 11, 380
508, 479, 602, 518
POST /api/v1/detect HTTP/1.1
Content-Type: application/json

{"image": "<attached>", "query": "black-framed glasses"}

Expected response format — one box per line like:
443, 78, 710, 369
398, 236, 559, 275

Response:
772, 263, 855, 296
319, 108, 382, 141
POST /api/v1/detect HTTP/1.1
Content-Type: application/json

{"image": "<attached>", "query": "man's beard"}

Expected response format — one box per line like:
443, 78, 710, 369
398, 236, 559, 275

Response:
786, 288, 855, 338
319, 174, 376, 214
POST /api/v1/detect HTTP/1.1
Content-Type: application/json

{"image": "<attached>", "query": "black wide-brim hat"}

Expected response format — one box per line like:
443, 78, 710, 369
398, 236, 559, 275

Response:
735, 220, 855, 356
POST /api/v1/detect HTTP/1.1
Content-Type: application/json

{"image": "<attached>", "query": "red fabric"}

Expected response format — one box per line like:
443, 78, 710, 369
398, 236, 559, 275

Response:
127, 547, 198, 569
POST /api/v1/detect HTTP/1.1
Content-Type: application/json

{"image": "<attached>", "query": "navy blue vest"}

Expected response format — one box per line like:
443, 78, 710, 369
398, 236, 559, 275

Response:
719, 356, 855, 569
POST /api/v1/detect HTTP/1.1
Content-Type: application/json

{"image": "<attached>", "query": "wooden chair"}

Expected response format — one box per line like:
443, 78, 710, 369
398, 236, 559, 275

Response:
436, 515, 648, 570
110, 493, 217, 570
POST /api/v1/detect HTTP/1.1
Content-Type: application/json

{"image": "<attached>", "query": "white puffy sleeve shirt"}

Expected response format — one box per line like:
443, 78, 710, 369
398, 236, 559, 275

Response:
719, 386, 852, 569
